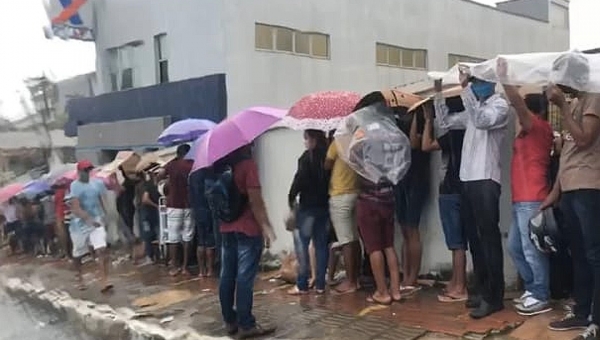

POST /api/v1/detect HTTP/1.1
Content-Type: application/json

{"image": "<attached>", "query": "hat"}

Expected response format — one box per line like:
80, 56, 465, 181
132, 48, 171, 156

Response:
77, 160, 94, 171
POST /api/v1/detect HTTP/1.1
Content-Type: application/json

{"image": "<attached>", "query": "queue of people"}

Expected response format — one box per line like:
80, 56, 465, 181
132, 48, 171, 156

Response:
281, 52, 599, 340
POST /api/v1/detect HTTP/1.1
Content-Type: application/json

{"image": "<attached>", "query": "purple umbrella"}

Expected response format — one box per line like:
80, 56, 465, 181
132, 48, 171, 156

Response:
20, 180, 51, 198
191, 107, 287, 171
157, 119, 217, 145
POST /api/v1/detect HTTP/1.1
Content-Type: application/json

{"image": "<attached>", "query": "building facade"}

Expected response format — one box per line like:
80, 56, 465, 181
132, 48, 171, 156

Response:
55, 0, 570, 280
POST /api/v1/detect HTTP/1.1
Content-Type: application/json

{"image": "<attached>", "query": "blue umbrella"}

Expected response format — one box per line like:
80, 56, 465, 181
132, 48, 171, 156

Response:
157, 119, 216, 146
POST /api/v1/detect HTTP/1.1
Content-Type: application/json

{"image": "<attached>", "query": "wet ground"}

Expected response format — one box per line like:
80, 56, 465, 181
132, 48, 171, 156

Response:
0, 289, 95, 340
0, 251, 583, 340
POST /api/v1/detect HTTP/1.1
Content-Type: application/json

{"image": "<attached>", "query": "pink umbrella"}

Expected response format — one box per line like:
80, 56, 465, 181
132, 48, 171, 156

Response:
282, 91, 362, 131
52, 168, 114, 189
0, 183, 25, 204
192, 106, 287, 171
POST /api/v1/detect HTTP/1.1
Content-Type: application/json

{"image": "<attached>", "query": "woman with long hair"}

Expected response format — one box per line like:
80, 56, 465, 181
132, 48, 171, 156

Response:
288, 130, 331, 295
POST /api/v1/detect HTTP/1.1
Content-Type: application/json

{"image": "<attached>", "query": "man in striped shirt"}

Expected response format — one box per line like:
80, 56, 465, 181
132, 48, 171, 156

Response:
434, 71, 509, 319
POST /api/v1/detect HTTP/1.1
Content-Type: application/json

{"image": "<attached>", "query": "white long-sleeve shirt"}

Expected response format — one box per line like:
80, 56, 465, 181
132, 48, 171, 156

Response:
433, 86, 509, 184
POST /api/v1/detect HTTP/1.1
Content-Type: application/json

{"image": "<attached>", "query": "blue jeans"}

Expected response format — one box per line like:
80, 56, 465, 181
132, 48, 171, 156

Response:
219, 232, 263, 330
142, 218, 159, 260
294, 207, 330, 291
438, 194, 467, 250
560, 189, 600, 324
508, 201, 550, 301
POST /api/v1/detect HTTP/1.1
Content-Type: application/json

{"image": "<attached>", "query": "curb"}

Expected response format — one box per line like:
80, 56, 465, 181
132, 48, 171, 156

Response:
0, 277, 227, 340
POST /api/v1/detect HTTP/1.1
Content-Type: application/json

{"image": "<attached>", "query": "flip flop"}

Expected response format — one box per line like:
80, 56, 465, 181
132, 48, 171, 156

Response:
100, 284, 114, 294
437, 292, 467, 303
366, 294, 392, 306
287, 286, 309, 296
400, 285, 422, 296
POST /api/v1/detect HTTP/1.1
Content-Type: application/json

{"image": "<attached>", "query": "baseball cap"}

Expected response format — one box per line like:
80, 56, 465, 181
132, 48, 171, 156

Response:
77, 159, 94, 171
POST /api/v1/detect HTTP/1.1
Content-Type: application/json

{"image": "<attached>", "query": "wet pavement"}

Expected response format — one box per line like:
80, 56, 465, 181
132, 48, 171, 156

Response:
0, 288, 95, 340
0, 251, 582, 340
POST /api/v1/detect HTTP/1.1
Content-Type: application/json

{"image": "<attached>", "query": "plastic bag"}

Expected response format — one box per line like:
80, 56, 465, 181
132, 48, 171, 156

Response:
429, 50, 600, 94
334, 102, 411, 185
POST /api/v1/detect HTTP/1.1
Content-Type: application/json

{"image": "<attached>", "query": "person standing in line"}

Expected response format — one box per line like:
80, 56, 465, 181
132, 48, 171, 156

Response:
435, 69, 509, 319
287, 130, 331, 295
160, 144, 194, 277
2, 197, 21, 254
541, 52, 600, 340
189, 167, 217, 278
139, 170, 161, 265
497, 59, 554, 316
421, 99, 468, 302
324, 132, 360, 294
69, 160, 112, 292
393, 102, 430, 296
217, 145, 276, 338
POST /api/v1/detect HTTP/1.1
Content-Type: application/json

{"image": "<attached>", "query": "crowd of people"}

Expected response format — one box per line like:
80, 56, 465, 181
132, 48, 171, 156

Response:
283, 52, 600, 340
1, 51, 599, 340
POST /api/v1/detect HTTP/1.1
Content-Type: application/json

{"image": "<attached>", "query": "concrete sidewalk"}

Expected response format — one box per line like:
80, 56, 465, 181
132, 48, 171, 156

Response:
0, 254, 580, 340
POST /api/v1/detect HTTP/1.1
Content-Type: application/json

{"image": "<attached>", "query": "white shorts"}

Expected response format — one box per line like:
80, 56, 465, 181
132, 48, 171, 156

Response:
167, 208, 194, 243
329, 194, 359, 245
71, 226, 107, 258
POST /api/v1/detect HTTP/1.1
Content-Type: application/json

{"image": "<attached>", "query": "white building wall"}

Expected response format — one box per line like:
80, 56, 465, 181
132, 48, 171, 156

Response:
91, 0, 569, 281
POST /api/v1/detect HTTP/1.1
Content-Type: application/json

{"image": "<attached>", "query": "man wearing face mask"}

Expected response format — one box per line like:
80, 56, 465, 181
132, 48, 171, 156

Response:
434, 68, 509, 319
541, 52, 600, 340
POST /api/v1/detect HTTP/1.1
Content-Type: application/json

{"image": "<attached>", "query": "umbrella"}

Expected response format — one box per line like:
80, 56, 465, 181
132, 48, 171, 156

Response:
191, 106, 287, 171
157, 119, 217, 146
19, 180, 52, 198
0, 183, 25, 204
281, 91, 362, 131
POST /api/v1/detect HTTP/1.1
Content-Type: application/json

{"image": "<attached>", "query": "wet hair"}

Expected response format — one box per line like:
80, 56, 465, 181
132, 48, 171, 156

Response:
524, 93, 548, 118
304, 129, 328, 148
176, 144, 191, 158
552, 52, 590, 92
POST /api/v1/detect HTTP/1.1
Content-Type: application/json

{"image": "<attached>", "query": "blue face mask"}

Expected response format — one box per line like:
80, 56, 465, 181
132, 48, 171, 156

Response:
471, 81, 496, 100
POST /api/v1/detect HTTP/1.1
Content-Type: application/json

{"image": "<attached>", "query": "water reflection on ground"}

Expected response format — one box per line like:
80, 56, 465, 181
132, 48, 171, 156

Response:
0, 290, 95, 340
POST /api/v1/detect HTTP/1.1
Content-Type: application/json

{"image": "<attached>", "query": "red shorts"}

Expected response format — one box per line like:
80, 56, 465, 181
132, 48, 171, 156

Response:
356, 198, 395, 254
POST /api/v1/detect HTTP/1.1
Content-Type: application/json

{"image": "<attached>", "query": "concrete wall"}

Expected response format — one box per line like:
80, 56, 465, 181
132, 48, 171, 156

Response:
90, 0, 570, 281
497, 0, 550, 21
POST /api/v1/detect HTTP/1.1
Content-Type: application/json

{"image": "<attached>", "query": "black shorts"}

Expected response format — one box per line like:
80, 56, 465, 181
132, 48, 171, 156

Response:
394, 176, 428, 228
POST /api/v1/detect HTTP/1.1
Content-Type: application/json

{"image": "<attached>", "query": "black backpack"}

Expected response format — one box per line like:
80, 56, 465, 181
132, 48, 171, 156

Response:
204, 163, 248, 223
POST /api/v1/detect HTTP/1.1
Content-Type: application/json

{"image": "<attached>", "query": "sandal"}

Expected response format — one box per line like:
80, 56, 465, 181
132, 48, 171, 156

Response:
437, 292, 467, 303
366, 294, 392, 306
400, 285, 422, 296
287, 286, 309, 296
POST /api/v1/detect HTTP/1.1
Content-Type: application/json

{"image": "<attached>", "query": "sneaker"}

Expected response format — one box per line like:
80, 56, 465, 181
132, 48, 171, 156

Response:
513, 291, 532, 305
573, 324, 600, 340
137, 257, 154, 267
516, 297, 552, 316
549, 312, 590, 331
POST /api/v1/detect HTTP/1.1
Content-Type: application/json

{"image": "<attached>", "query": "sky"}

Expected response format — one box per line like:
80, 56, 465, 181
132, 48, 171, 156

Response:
0, 0, 598, 120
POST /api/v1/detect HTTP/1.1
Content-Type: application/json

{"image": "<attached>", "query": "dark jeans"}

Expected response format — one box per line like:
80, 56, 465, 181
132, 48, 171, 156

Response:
293, 207, 330, 291
219, 232, 263, 330
462, 180, 504, 306
560, 189, 600, 324
142, 218, 159, 259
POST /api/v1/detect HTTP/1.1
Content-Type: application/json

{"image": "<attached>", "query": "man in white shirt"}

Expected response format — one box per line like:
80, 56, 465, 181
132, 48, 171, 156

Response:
434, 70, 509, 319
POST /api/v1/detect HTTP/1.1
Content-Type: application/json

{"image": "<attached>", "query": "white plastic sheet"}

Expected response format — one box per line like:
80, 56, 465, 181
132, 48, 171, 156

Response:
429, 50, 600, 93
334, 103, 411, 185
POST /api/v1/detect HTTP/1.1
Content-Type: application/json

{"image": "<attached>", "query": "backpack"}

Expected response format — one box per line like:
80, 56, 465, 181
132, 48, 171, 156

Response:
204, 165, 248, 223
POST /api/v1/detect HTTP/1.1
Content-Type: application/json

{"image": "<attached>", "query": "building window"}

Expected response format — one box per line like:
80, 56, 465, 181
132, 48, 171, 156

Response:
107, 45, 137, 91
154, 33, 169, 84
254, 23, 330, 59
447, 54, 485, 68
376, 43, 427, 69
550, 4, 569, 29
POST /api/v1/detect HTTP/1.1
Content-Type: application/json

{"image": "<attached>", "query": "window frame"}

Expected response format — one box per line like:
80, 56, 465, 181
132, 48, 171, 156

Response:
154, 33, 169, 84
447, 53, 485, 68
375, 42, 428, 70
106, 44, 138, 92
254, 23, 330, 59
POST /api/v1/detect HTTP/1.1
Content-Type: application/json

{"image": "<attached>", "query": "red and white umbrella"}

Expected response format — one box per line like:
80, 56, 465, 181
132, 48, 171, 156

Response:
281, 91, 362, 131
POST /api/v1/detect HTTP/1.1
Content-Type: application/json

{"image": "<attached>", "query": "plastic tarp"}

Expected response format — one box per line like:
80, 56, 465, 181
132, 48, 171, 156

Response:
428, 50, 600, 94
65, 73, 227, 137
334, 103, 411, 185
